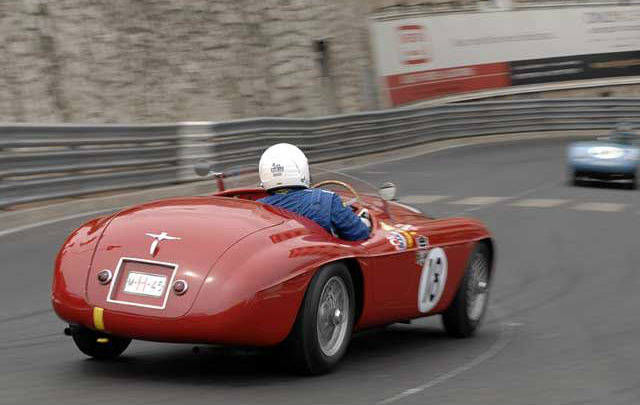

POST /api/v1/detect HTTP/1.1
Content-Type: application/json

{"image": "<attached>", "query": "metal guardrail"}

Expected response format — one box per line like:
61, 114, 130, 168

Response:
408, 77, 640, 106
1, 98, 639, 209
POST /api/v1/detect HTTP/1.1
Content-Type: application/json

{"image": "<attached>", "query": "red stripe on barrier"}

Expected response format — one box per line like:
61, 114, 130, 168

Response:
385, 63, 511, 106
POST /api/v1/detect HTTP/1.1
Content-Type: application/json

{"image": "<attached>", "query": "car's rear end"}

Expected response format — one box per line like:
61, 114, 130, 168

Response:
52, 196, 314, 348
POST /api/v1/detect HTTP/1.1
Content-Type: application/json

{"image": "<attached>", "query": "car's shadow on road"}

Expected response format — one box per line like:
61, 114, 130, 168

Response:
572, 179, 635, 190
71, 323, 492, 386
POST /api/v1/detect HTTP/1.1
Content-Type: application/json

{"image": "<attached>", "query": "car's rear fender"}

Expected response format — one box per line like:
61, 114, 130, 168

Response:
186, 221, 367, 345
52, 215, 113, 324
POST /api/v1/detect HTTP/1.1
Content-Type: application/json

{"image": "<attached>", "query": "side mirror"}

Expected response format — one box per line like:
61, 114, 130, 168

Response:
194, 160, 213, 177
379, 182, 397, 201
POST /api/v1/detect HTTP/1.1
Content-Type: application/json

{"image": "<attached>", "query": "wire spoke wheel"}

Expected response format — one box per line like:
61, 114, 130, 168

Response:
289, 262, 354, 374
442, 243, 492, 338
466, 253, 490, 321
316, 276, 349, 357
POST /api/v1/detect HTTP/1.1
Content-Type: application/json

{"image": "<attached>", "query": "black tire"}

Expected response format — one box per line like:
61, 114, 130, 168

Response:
288, 262, 355, 375
71, 327, 131, 359
442, 243, 491, 338
571, 170, 581, 187
629, 174, 637, 190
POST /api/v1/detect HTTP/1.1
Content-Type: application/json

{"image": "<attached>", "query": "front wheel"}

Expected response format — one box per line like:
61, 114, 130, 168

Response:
571, 170, 581, 187
288, 262, 355, 375
71, 327, 131, 359
442, 243, 492, 338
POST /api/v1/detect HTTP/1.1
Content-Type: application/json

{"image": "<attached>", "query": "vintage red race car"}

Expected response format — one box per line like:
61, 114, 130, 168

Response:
52, 164, 494, 374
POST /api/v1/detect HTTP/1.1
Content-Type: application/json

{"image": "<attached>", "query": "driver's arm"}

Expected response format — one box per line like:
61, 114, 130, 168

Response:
330, 193, 371, 241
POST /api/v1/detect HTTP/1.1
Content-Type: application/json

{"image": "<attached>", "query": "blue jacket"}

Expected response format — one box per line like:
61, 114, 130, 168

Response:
258, 188, 370, 241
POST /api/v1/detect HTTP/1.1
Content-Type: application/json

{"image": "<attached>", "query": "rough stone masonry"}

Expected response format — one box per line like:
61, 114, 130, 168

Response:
0, 0, 378, 123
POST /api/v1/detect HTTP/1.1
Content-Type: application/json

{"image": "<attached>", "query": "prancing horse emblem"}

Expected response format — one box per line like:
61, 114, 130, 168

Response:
145, 232, 181, 256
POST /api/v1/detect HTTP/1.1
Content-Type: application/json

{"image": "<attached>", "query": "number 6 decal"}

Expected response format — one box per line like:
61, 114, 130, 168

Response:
417, 247, 448, 313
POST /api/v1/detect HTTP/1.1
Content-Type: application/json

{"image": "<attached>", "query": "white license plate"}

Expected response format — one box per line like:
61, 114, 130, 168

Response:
123, 272, 167, 297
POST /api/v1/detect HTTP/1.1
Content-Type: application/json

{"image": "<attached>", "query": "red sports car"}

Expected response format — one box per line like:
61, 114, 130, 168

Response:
52, 165, 494, 374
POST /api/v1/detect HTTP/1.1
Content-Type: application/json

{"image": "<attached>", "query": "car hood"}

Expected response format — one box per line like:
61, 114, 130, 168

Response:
85, 197, 284, 317
569, 141, 638, 160
571, 140, 632, 148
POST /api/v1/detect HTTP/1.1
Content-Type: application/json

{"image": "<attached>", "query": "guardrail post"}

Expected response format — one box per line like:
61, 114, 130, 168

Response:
176, 122, 217, 183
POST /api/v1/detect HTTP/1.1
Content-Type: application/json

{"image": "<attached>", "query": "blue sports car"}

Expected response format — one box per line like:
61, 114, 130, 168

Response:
567, 124, 639, 189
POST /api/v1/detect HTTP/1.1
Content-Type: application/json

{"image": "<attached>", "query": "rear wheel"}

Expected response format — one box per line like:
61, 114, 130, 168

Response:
442, 243, 491, 338
289, 262, 355, 375
71, 327, 131, 359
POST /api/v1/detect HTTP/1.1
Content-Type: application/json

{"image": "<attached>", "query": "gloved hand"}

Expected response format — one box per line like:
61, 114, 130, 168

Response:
357, 208, 372, 230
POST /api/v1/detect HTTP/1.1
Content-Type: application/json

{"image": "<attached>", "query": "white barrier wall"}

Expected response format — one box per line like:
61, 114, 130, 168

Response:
369, 5, 640, 106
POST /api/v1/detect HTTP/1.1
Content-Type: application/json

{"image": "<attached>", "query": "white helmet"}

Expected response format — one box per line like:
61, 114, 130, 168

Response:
259, 143, 310, 191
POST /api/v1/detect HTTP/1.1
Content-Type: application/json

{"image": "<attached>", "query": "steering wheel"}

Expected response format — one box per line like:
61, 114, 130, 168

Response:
312, 180, 363, 207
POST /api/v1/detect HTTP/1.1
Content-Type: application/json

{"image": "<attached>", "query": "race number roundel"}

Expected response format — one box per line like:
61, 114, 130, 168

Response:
417, 247, 448, 313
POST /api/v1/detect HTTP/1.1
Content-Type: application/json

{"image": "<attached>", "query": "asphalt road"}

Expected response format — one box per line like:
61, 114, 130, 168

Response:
2, 136, 640, 404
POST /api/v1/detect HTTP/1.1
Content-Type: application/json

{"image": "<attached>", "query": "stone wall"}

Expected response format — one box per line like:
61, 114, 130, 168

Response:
0, 0, 377, 123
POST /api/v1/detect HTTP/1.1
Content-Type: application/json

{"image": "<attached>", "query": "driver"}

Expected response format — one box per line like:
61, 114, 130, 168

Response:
257, 143, 371, 241
613, 122, 635, 144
